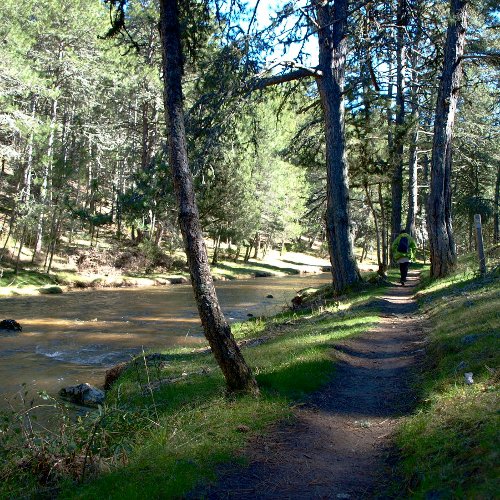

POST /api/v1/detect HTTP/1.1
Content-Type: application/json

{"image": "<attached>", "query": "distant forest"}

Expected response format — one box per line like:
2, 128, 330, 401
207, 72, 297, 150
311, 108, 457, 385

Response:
0, 0, 498, 279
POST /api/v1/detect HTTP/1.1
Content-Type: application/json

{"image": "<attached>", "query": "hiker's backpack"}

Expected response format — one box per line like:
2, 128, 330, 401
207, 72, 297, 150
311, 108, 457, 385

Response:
397, 236, 409, 253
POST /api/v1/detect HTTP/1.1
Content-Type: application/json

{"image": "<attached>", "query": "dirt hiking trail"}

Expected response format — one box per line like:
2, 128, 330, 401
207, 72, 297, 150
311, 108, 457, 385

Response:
195, 270, 426, 499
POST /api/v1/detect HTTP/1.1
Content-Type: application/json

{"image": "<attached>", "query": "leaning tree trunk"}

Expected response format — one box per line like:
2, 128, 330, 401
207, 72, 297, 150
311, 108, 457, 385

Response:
159, 0, 258, 394
427, 0, 467, 278
315, 0, 361, 295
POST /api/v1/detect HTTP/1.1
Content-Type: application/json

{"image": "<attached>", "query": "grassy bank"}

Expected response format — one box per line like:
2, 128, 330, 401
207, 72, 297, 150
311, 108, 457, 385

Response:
0, 277, 389, 499
396, 249, 499, 497
0, 268, 59, 295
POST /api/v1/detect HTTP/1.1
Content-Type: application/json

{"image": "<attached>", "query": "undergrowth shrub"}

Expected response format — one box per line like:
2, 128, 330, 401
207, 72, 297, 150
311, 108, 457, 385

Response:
0, 387, 160, 498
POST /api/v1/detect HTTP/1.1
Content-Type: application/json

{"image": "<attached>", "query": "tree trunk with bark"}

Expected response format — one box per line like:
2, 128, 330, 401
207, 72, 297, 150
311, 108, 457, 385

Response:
33, 97, 58, 260
252, 232, 260, 259
212, 232, 221, 266
406, 69, 419, 237
427, 0, 467, 278
159, 0, 258, 394
391, 0, 408, 250
494, 163, 499, 245
365, 183, 385, 277
315, 0, 361, 294
246, 0, 361, 294
22, 97, 37, 204
378, 183, 389, 272
406, 128, 419, 238
406, 6, 422, 238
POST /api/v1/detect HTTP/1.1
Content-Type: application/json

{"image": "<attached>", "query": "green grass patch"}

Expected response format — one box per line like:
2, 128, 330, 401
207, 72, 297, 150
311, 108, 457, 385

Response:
68, 308, 377, 499
62, 312, 377, 498
396, 251, 499, 498
0, 268, 57, 288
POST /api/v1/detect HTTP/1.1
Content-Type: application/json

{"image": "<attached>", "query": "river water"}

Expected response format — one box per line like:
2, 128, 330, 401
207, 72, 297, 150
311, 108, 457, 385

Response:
0, 273, 331, 407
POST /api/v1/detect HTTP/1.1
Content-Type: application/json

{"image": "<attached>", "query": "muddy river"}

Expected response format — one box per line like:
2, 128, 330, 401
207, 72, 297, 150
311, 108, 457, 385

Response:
0, 273, 331, 407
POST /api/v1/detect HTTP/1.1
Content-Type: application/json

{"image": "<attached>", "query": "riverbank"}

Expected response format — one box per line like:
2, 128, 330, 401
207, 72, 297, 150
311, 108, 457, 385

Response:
0, 270, 389, 498
0, 272, 335, 406
0, 250, 342, 297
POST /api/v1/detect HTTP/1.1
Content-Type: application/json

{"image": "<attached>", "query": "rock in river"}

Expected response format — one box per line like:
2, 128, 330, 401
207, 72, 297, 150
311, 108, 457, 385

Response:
59, 383, 105, 407
254, 271, 273, 278
0, 319, 22, 331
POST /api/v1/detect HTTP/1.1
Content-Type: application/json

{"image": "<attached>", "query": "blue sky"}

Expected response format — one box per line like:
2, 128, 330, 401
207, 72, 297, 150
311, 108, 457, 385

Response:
248, 0, 318, 67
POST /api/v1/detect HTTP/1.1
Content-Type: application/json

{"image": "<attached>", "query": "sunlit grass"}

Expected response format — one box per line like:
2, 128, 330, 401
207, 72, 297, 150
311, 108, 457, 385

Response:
210, 259, 301, 279
0, 269, 59, 295
0, 260, 393, 498
396, 252, 499, 498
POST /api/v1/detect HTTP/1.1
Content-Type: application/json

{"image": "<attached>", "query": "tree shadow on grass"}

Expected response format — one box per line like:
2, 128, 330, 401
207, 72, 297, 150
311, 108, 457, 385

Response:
0, 269, 58, 287
418, 274, 490, 302
256, 359, 334, 399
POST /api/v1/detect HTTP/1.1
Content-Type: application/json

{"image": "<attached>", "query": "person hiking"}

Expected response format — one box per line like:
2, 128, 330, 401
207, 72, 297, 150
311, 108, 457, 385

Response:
392, 230, 417, 286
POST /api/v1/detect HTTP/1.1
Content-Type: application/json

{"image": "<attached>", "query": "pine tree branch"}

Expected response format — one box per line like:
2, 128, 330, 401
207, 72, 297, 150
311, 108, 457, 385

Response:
247, 66, 322, 91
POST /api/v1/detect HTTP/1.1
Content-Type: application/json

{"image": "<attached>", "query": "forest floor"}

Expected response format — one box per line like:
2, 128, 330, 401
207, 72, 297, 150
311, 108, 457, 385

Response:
195, 271, 425, 499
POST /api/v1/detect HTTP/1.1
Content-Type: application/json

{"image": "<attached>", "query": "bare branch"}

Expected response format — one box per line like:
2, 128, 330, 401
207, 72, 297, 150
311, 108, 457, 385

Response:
247, 65, 321, 91
462, 52, 500, 63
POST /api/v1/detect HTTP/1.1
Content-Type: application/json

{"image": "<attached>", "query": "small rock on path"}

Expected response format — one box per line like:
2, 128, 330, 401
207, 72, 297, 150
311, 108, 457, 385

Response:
194, 271, 425, 499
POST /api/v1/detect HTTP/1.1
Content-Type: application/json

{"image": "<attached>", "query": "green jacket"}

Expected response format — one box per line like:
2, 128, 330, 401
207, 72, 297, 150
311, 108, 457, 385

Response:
392, 233, 417, 261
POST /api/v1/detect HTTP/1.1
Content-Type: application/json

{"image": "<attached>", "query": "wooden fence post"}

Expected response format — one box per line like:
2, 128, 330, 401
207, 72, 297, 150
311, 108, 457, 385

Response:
474, 214, 487, 275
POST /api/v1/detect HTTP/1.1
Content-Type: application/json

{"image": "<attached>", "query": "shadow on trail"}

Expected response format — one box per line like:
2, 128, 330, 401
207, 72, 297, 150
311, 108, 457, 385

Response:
193, 271, 424, 499
332, 340, 419, 360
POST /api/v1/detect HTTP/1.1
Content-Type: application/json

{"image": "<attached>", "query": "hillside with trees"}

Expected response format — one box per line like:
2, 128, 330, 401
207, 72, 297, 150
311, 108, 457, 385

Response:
1, 0, 497, 281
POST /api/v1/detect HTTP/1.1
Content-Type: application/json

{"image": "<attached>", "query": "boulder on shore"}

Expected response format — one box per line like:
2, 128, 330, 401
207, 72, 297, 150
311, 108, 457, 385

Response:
59, 383, 105, 407
39, 285, 63, 294
0, 319, 22, 331
254, 271, 273, 278
169, 276, 188, 284
291, 295, 303, 309
154, 278, 171, 286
